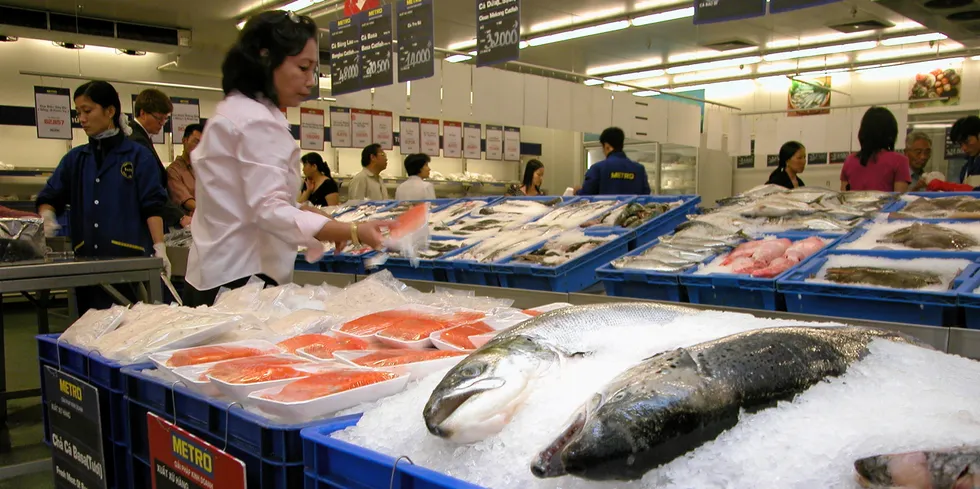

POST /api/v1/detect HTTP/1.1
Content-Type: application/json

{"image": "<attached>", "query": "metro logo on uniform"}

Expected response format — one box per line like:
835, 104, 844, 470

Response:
611, 172, 636, 180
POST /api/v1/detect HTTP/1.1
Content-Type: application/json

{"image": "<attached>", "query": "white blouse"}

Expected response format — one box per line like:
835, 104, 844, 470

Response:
186, 92, 329, 291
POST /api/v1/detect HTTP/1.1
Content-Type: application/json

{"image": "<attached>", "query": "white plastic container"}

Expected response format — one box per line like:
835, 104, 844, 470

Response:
247, 371, 410, 422
332, 350, 468, 379
468, 333, 496, 349
204, 354, 315, 402
149, 339, 280, 371
171, 363, 223, 398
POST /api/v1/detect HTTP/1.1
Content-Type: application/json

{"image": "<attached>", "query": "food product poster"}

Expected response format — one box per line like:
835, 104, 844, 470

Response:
330, 107, 353, 148
34, 86, 72, 140
787, 77, 831, 117
420, 118, 441, 156
351, 108, 373, 147
399, 116, 420, 154
372, 110, 394, 150
300, 107, 325, 151
909, 67, 962, 108
443, 121, 463, 158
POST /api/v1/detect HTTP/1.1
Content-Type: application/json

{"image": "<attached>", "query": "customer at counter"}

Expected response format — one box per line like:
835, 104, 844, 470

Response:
184, 11, 387, 307
766, 141, 806, 189
840, 107, 911, 193
168, 123, 203, 215
395, 153, 436, 201
129, 88, 190, 229
348, 143, 389, 201
508, 159, 545, 196
298, 152, 339, 207
950, 115, 980, 185
578, 127, 651, 196
904, 131, 933, 191
37, 80, 170, 312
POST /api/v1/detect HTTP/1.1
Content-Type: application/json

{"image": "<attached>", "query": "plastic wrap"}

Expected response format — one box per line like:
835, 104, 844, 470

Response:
379, 203, 431, 268
320, 270, 423, 321
0, 217, 44, 262
247, 370, 409, 422
58, 305, 127, 348
255, 369, 400, 403
266, 309, 342, 337
212, 277, 267, 313
205, 354, 311, 384
278, 334, 370, 356
423, 287, 515, 311
150, 340, 280, 369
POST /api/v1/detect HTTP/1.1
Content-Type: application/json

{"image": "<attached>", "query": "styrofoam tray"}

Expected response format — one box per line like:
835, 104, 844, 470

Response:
428, 315, 526, 352
149, 339, 280, 371
204, 354, 315, 402
332, 350, 468, 379
247, 371, 410, 422
130, 313, 244, 363
469, 334, 496, 349
172, 363, 224, 398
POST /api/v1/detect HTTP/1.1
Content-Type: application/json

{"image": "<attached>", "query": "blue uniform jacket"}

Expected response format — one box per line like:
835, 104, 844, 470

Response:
36, 134, 167, 257
960, 154, 980, 183
578, 151, 652, 196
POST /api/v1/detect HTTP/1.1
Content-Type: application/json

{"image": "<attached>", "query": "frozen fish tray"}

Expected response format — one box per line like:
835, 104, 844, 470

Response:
624, 195, 701, 250
376, 236, 474, 282
680, 233, 842, 312
496, 228, 631, 293
595, 237, 692, 303
302, 414, 485, 489
956, 265, 980, 330
829, 221, 980, 258
121, 365, 336, 474
882, 192, 980, 216
777, 251, 977, 327
429, 240, 517, 288
429, 196, 505, 228
330, 200, 399, 221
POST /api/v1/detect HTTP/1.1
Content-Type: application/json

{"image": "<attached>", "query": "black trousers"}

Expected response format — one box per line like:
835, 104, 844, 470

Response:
182, 274, 278, 308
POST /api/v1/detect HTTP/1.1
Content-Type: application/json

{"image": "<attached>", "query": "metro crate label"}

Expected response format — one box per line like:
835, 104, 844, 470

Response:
147, 412, 245, 489
44, 366, 108, 489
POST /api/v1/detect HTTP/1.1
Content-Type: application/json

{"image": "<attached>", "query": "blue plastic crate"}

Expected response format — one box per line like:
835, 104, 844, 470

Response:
496, 228, 631, 292
680, 234, 842, 312
376, 237, 471, 282
595, 238, 691, 302
881, 192, 980, 218
956, 264, 980, 330
828, 220, 980, 259
626, 195, 701, 249
36, 334, 143, 446
429, 196, 506, 228
122, 365, 332, 466
302, 415, 484, 489
330, 251, 375, 275
778, 251, 975, 326
295, 255, 328, 272
126, 396, 307, 489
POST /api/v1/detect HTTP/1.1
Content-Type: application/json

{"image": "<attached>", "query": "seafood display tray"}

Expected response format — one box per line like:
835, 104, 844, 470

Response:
778, 251, 978, 327
829, 222, 980, 258
302, 415, 484, 489
495, 228, 631, 293
596, 238, 690, 302
957, 266, 980, 330
626, 195, 701, 250
376, 236, 470, 281
680, 233, 841, 312
881, 191, 980, 216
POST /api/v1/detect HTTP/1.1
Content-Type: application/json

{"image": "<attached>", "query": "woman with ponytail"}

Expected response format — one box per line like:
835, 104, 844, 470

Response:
36, 80, 170, 312
767, 141, 807, 189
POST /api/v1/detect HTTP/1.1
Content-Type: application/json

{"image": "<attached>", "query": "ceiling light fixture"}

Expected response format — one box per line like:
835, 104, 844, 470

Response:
763, 40, 878, 61
633, 90, 660, 97
448, 39, 477, 51
855, 45, 937, 62
880, 33, 947, 46
53, 42, 84, 50
630, 7, 694, 26
605, 84, 632, 91
446, 50, 477, 63
586, 57, 663, 75
0, 35, 18, 42
667, 46, 759, 64
665, 55, 762, 74
527, 20, 631, 46
673, 67, 752, 84
766, 31, 868, 50
530, 6, 626, 33
237, 20, 246, 30
117, 49, 146, 56
798, 55, 850, 68
605, 68, 666, 82
634, 0, 689, 9
584, 79, 604, 86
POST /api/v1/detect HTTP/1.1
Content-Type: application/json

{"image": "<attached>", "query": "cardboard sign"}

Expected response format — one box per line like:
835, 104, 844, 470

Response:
399, 116, 420, 154
147, 413, 245, 489
443, 121, 463, 158
372, 110, 394, 150
170, 97, 200, 139
486, 125, 503, 160
351, 108, 373, 147
503, 126, 520, 161
420, 118, 440, 156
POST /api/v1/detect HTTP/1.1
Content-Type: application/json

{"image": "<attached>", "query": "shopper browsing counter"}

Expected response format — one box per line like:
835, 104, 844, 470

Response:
348, 143, 389, 201
298, 153, 340, 207
184, 11, 386, 307
840, 107, 911, 193
395, 153, 436, 201
767, 141, 806, 189
508, 159, 545, 196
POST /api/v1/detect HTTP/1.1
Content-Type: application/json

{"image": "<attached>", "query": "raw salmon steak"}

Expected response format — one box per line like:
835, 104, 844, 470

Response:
353, 349, 467, 368
166, 345, 268, 367
207, 356, 308, 384
277, 334, 369, 354
259, 370, 399, 402
436, 322, 494, 350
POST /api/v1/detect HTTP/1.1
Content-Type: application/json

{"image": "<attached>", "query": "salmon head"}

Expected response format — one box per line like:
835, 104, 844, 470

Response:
423, 334, 561, 444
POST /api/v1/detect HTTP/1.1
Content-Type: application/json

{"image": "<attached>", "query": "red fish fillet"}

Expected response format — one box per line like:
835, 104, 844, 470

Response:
436, 322, 494, 350
277, 334, 369, 354
167, 345, 267, 367
206, 356, 309, 384
338, 309, 420, 336
376, 311, 486, 342
353, 349, 467, 368
259, 370, 399, 402
388, 203, 428, 240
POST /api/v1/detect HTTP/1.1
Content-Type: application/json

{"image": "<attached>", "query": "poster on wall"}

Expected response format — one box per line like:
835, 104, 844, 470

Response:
486, 125, 504, 160
808, 153, 828, 165
397, 0, 434, 83
34, 86, 72, 140
787, 77, 831, 117
769, 0, 840, 14
420, 118, 441, 156
766, 154, 780, 167
372, 110, 394, 150
131, 94, 166, 144
443, 121, 462, 158
300, 108, 325, 151
694, 0, 766, 25
351, 108, 373, 147
503, 126, 520, 161
463, 123, 482, 159
909, 66, 962, 108
329, 107, 353, 148
170, 97, 200, 139
736, 156, 754, 169
330, 16, 362, 96
346, 0, 380, 17
359, 5, 394, 90
399, 116, 420, 154
476, 0, 520, 67
829, 152, 850, 164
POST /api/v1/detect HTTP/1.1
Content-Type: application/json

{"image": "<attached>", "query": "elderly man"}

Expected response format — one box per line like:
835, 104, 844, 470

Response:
904, 131, 933, 191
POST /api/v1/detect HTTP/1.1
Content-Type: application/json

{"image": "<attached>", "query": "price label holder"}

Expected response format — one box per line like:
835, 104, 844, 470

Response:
359, 5, 394, 90
397, 0, 434, 83
330, 16, 362, 96
34, 86, 72, 140
44, 365, 109, 489
476, 0, 520, 66
148, 410, 246, 489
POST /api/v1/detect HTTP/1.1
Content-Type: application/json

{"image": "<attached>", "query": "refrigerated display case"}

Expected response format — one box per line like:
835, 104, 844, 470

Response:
585, 141, 698, 195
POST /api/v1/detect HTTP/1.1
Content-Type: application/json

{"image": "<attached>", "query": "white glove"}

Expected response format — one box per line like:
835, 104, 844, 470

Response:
40, 209, 60, 237
923, 171, 946, 185
153, 243, 172, 279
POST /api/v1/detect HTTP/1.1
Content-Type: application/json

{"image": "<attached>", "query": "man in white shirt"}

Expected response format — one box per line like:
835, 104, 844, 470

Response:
395, 153, 436, 201
348, 143, 389, 201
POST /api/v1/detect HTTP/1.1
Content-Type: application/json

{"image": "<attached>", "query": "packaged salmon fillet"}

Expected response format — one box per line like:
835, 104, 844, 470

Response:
267, 309, 340, 337
382, 203, 430, 265
167, 345, 268, 367
351, 349, 467, 368
206, 355, 310, 384
257, 370, 399, 402
278, 334, 369, 356
430, 322, 494, 350
374, 310, 487, 342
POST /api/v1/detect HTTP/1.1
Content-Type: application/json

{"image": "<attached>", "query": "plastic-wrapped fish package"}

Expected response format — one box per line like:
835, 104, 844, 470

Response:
320, 270, 424, 322
58, 304, 128, 348
149, 340, 281, 369
212, 277, 267, 313
421, 286, 515, 312
266, 309, 343, 337
366, 204, 431, 269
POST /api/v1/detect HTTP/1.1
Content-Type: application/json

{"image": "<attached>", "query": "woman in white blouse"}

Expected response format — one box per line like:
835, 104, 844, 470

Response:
184, 11, 386, 306
395, 153, 436, 201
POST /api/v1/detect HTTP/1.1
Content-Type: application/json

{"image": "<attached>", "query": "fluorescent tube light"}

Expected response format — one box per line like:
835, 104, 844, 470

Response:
527, 20, 630, 46
880, 33, 947, 46
605, 84, 632, 91
856, 46, 936, 62
530, 7, 626, 33
667, 46, 758, 64
665, 56, 761, 74
605, 68, 666, 82
767, 32, 867, 50
763, 41, 878, 61
631, 7, 694, 26
587, 57, 663, 75
448, 39, 477, 51
584, 79, 604, 86
673, 67, 751, 83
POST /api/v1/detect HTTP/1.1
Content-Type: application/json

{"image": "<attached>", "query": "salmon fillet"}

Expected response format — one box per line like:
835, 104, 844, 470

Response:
206, 356, 309, 384
259, 370, 399, 402
166, 345, 268, 367
436, 322, 494, 350
353, 349, 467, 368
277, 334, 369, 354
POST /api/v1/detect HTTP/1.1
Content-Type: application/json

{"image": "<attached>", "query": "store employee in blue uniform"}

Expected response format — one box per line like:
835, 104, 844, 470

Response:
37, 80, 170, 313
578, 127, 651, 196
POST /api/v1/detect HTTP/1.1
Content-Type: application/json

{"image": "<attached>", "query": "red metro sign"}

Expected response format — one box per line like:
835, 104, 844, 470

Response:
345, 0, 379, 16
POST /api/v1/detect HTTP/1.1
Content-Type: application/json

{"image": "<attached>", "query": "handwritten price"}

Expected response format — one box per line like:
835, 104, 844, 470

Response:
334, 64, 359, 84
364, 57, 391, 77
400, 41, 432, 72
483, 21, 519, 50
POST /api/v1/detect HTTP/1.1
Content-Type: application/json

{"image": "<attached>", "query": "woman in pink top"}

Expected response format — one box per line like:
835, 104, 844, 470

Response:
840, 107, 911, 193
